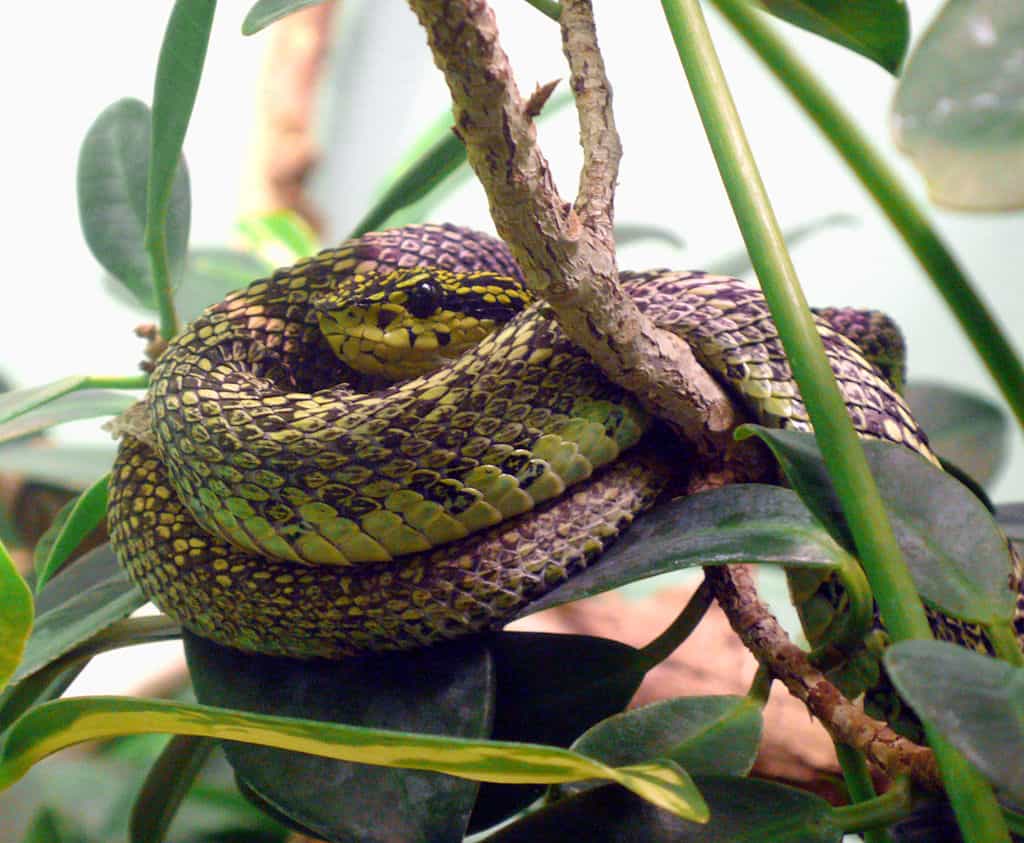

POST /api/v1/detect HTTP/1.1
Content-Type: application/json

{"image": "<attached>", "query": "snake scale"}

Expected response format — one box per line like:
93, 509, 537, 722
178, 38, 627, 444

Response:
108, 224, 1023, 730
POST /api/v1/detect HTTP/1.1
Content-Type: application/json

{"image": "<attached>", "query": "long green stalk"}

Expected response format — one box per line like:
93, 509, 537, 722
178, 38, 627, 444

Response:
710, 0, 1024, 431
834, 743, 892, 843
658, 1, 1010, 840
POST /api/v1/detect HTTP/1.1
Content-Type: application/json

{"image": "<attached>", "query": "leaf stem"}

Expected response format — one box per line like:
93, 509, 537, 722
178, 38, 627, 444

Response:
986, 620, 1024, 668
145, 231, 180, 341
638, 577, 714, 667
709, 0, 1024, 432
521, 0, 561, 21
831, 775, 910, 834
657, 1, 1011, 840
834, 743, 893, 843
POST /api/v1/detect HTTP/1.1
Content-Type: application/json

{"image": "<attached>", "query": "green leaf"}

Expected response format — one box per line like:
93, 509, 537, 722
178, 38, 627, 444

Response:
146, 0, 214, 255
13, 544, 145, 686
185, 631, 492, 843
885, 640, 1024, 802
739, 427, 1017, 626
34, 474, 109, 593
242, 0, 328, 35
892, 1, 1024, 210
130, 735, 216, 843
0, 442, 116, 492
519, 484, 847, 616
352, 91, 574, 236
486, 777, 840, 842
906, 381, 1008, 487
175, 248, 274, 323
236, 210, 319, 265
21, 806, 91, 843
0, 538, 32, 692
0, 696, 708, 823
471, 633, 649, 831
0, 392, 136, 446
758, 0, 909, 74
570, 696, 763, 782
77, 99, 190, 308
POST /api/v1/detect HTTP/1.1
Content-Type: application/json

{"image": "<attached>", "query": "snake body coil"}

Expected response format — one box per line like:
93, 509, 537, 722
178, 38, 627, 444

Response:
108, 224, 1012, 682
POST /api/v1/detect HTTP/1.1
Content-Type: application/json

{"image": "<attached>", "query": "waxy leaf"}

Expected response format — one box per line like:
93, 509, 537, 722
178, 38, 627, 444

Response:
886, 640, 1024, 802
242, 0, 328, 35
740, 427, 1017, 626
520, 484, 846, 616
0, 695, 708, 823
33, 474, 109, 592
0, 538, 32, 692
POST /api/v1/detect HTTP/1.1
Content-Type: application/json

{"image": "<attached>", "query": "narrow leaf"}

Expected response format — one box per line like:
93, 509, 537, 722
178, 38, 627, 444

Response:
886, 640, 1024, 802
0, 442, 116, 492
146, 0, 214, 251
242, 0, 328, 35
520, 484, 846, 616
77, 99, 190, 307
759, 0, 909, 74
0, 392, 136, 446
13, 544, 145, 685
892, 1, 1024, 210
34, 474, 109, 592
0, 696, 707, 822
0, 538, 32, 692
236, 210, 319, 265
739, 427, 1017, 625
130, 735, 216, 843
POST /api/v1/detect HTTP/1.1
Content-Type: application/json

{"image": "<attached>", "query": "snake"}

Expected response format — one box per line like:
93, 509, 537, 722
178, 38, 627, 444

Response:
108, 223, 1022, 733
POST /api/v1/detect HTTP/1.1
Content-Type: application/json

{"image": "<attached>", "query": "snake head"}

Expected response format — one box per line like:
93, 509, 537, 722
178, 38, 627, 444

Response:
314, 268, 533, 380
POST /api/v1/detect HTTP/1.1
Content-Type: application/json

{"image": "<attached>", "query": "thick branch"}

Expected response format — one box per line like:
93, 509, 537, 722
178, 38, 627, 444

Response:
407, 0, 763, 472
706, 565, 942, 791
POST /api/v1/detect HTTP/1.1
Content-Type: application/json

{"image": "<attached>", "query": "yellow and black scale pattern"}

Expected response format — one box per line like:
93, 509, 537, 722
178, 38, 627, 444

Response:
109, 224, 1023, 681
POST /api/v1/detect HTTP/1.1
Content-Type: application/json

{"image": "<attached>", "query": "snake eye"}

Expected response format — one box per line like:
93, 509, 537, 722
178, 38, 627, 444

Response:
404, 279, 442, 319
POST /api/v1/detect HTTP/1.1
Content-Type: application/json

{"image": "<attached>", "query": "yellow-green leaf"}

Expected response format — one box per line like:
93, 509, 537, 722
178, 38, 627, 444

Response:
0, 539, 33, 692
0, 696, 708, 822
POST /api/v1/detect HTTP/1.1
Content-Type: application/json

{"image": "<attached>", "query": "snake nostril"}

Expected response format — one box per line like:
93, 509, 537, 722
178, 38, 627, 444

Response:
378, 308, 398, 329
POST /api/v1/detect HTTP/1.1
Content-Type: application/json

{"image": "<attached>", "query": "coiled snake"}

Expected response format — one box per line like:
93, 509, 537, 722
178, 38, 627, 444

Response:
108, 224, 1021, 721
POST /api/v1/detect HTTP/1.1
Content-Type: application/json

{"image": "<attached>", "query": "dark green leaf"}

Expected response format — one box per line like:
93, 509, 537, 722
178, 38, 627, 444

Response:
184, 632, 493, 843
471, 632, 648, 831
147, 0, 214, 256
885, 640, 1024, 802
0, 539, 32, 692
0, 442, 116, 491
519, 484, 845, 616
487, 777, 841, 842
906, 381, 1008, 487
570, 696, 763, 780
739, 427, 1017, 625
759, 0, 909, 74
13, 544, 145, 685
131, 736, 216, 843
892, 2, 1024, 210
0, 660, 88, 736
997, 504, 1024, 544
34, 474, 109, 592
175, 248, 273, 322
77, 99, 190, 307
242, 0, 328, 35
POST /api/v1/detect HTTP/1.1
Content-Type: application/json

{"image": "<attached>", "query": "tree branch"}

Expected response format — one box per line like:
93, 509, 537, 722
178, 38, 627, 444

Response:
705, 564, 942, 791
406, 0, 767, 476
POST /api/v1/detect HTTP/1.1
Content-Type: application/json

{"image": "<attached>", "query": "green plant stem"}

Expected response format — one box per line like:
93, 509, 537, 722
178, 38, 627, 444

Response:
746, 665, 772, 706
658, 2, 1011, 840
146, 233, 179, 341
831, 776, 911, 834
83, 375, 150, 390
710, 0, 1024, 432
522, 0, 560, 21
986, 620, 1024, 667
834, 743, 892, 843
1004, 807, 1024, 837
638, 577, 714, 666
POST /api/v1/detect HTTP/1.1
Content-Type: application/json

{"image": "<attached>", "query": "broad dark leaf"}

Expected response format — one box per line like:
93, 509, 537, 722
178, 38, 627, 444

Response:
906, 381, 1008, 487
184, 632, 493, 843
77, 99, 190, 308
740, 427, 1017, 625
760, 0, 909, 74
175, 248, 273, 323
487, 777, 841, 842
242, 0, 328, 35
519, 484, 844, 616
886, 640, 1024, 803
570, 696, 763, 780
